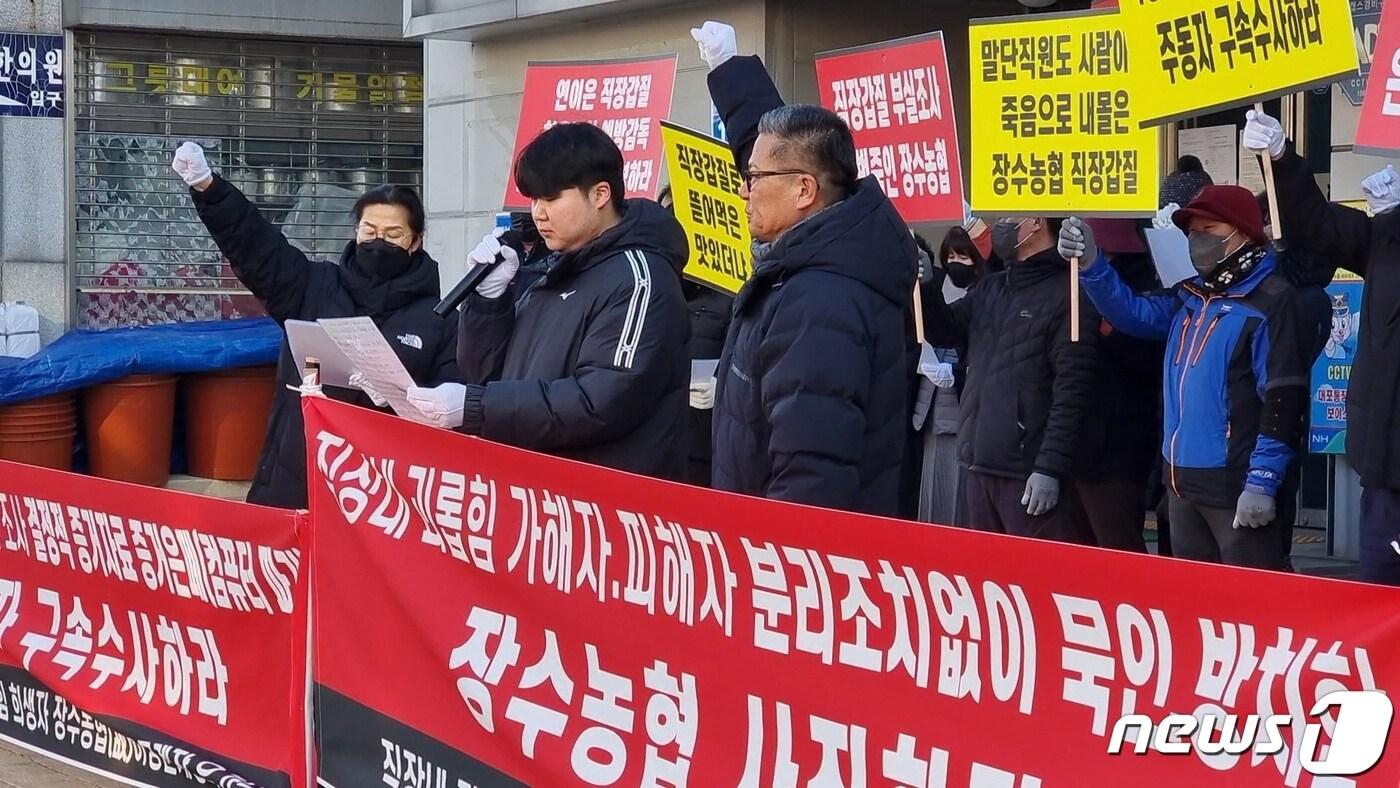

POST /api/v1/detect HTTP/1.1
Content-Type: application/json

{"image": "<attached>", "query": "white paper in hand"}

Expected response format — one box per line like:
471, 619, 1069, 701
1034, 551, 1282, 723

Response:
1145, 226, 1197, 288
317, 317, 436, 426
285, 320, 355, 388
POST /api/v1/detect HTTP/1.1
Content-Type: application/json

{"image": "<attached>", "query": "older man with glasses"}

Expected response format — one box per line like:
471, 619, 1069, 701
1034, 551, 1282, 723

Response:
692, 21, 917, 516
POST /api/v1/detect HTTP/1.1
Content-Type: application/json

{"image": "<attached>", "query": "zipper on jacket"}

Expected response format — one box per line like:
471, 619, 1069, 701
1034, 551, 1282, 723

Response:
1169, 295, 1217, 496
1172, 313, 1192, 366
1190, 315, 1223, 366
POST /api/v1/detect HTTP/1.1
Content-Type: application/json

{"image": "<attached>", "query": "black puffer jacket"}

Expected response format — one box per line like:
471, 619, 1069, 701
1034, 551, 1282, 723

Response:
1272, 147, 1400, 490
685, 282, 732, 487
190, 175, 459, 509
457, 199, 690, 481
927, 249, 1100, 482
708, 54, 916, 516
1077, 252, 1165, 483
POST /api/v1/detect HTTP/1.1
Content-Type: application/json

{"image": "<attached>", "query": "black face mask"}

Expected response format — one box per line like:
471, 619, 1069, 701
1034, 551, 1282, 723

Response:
991, 220, 1027, 263
945, 261, 979, 289
356, 238, 413, 280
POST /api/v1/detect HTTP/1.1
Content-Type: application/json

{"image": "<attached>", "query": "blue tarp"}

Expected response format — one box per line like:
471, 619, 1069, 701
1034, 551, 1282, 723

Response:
0, 318, 283, 406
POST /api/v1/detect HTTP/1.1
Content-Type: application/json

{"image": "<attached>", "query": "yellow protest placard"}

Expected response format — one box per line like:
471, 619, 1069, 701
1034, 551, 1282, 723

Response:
968, 10, 1161, 217
660, 121, 753, 295
1120, 0, 1359, 126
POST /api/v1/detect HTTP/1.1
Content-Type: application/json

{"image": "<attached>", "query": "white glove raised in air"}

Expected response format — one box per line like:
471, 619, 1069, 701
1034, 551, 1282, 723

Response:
406, 383, 467, 430
690, 21, 738, 71
1153, 202, 1180, 230
171, 141, 213, 190
1242, 110, 1286, 161
1361, 165, 1400, 216
468, 228, 521, 300
348, 372, 389, 408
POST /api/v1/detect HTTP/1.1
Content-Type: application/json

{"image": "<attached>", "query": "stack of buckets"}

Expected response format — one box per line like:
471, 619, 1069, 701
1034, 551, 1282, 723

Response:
0, 367, 275, 487
0, 393, 78, 471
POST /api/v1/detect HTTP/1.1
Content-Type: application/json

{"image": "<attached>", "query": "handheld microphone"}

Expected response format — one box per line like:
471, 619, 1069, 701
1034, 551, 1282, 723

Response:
434, 230, 525, 317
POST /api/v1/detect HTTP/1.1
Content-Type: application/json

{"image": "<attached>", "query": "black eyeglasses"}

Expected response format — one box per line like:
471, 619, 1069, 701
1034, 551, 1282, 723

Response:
743, 168, 813, 189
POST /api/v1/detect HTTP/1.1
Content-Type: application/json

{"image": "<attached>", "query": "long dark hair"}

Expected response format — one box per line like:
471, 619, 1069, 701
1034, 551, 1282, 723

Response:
937, 226, 1001, 279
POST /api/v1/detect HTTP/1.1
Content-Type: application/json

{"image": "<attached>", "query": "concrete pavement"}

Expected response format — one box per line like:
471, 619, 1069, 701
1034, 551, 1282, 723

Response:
0, 741, 120, 788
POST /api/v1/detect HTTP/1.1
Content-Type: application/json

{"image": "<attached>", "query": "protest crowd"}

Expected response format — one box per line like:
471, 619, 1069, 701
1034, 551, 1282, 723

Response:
8, 2, 1400, 785
159, 19, 1400, 586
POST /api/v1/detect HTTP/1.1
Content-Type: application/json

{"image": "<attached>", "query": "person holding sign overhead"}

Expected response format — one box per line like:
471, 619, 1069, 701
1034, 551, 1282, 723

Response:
693, 20, 915, 516
923, 215, 1099, 545
172, 142, 460, 510
406, 123, 692, 481
1244, 109, 1400, 585
1062, 185, 1307, 571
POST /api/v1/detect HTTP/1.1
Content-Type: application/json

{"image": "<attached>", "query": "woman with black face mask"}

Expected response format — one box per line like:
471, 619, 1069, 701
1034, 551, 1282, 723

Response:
173, 141, 461, 509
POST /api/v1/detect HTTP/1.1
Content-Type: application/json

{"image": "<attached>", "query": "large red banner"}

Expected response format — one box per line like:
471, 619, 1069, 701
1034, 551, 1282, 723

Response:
816, 33, 966, 224
305, 399, 1400, 787
0, 461, 308, 788
1355, 0, 1400, 156
503, 55, 677, 209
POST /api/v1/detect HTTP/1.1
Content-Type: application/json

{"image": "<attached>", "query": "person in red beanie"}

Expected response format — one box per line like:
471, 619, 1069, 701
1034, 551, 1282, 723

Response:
1071, 219, 1165, 553
1058, 186, 1308, 571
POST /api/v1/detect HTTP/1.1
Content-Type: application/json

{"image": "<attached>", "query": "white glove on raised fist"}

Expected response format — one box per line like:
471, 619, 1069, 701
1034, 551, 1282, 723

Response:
171, 141, 213, 190
691, 21, 738, 71
1361, 165, 1400, 216
469, 228, 521, 300
1242, 110, 1286, 161
1153, 202, 1180, 230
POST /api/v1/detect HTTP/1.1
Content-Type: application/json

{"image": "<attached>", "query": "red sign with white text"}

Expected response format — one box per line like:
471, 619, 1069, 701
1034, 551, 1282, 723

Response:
1355, 0, 1400, 156
305, 399, 1400, 788
503, 55, 677, 209
816, 32, 965, 224
0, 461, 308, 788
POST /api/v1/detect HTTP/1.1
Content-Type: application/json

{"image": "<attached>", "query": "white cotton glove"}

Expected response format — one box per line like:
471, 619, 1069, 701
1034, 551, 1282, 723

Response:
1233, 488, 1277, 529
1242, 110, 1286, 161
689, 377, 716, 410
927, 361, 955, 389
172, 141, 213, 190
1361, 165, 1400, 216
691, 21, 738, 71
406, 383, 467, 430
468, 228, 521, 300
348, 372, 388, 408
1154, 202, 1180, 230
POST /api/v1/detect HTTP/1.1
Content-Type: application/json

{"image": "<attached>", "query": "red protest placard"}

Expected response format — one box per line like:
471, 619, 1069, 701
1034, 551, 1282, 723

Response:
816, 32, 965, 224
305, 398, 1400, 788
0, 461, 309, 788
1355, 0, 1400, 157
503, 55, 677, 210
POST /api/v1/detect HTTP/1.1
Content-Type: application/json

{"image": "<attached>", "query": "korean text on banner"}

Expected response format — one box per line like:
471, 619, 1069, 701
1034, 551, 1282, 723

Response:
1119, 0, 1361, 126
660, 121, 752, 296
1354, 0, 1400, 156
0, 461, 308, 788
968, 10, 1160, 217
1310, 271, 1363, 454
503, 55, 677, 209
814, 32, 965, 224
305, 398, 1400, 788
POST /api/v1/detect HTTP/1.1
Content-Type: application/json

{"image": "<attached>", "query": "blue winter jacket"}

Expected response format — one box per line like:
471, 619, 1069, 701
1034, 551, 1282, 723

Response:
1079, 250, 1307, 509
